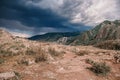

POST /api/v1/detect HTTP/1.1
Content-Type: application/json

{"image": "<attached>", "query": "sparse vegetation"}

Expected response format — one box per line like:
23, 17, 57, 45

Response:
35, 52, 47, 63
35, 55, 47, 62
48, 47, 60, 56
35, 47, 47, 63
85, 59, 94, 64
19, 44, 25, 48
90, 62, 111, 76
0, 49, 13, 57
114, 53, 120, 63
17, 58, 29, 66
95, 40, 120, 50
14, 71, 21, 80
0, 58, 5, 64
76, 50, 88, 56
26, 48, 36, 55
86, 59, 111, 76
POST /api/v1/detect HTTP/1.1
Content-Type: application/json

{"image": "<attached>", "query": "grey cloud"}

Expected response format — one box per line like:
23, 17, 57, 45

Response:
33, 0, 120, 26
0, 0, 119, 37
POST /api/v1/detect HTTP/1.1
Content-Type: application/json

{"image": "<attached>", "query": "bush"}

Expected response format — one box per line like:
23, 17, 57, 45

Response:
35, 55, 47, 63
14, 71, 21, 80
26, 48, 36, 55
48, 48, 60, 56
85, 59, 94, 64
0, 49, 13, 57
90, 62, 111, 76
17, 58, 29, 66
95, 40, 120, 50
76, 50, 88, 56
0, 58, 5, 64
114, 53, 120, 63
35, 48, 47, 63
35, 52, 47, 62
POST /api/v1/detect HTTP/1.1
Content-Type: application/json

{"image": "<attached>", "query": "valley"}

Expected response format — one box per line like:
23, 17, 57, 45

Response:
0, 28, 120, 80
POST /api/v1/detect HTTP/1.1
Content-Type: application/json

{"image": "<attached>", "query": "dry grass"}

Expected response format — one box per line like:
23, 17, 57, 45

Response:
17, 57, 29, 66
85, 59, 94, 64
48, 47, 60, 56
114, 53, 120, 63
0, 58, 5, 64
90, 62, 111, 76
0, 49, 13, 57
86, 59, 111, 76
26, 48, 36, 55
76, 50, 89, 56
34, 47, 48, 62
95, 40, 120, 50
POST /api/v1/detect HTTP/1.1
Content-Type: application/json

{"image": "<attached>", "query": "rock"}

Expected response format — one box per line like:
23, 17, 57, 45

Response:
0, 71, 18, 80
57, 37, 68, 44
115, 74, 120, 77
47, 54, 55, 62
98, 52, 104, 56
43, 71, 57, 79
27, 59, 35, 65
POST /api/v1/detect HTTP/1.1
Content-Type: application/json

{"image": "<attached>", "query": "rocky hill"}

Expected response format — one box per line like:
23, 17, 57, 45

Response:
68, 20, 120, 45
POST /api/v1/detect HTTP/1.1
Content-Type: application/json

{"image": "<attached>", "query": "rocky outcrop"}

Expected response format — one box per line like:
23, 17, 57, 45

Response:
69, 20, 120, 45
57, 37, 68, 44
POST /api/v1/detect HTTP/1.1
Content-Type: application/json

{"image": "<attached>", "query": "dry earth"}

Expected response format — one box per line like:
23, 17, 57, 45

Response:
0, 42, 120, 80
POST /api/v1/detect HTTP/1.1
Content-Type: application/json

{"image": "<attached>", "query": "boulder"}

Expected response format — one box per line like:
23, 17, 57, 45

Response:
0, 71, 19, 80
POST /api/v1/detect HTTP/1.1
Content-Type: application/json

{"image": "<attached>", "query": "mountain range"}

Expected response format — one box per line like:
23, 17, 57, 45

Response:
69, 20, 120, 45
29, 20, 120, 45
28, 32, 81, 42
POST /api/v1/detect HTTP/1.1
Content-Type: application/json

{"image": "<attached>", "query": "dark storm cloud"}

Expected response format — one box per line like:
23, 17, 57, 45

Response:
0, 0, 86, 37
0, 0, 71, 28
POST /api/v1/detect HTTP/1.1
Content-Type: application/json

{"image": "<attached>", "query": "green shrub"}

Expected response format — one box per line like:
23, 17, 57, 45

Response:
90, 62, 111, 76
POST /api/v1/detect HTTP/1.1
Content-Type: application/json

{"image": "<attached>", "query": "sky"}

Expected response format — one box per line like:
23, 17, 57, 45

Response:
0, 0, 120, 37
